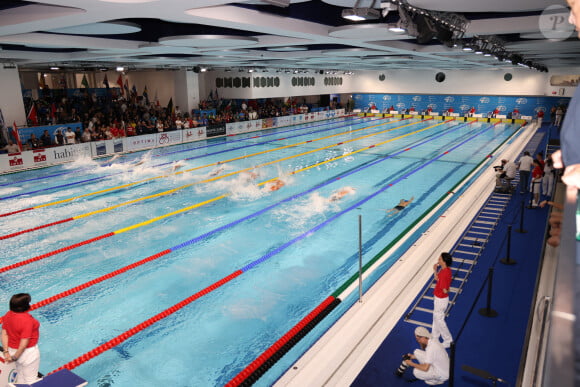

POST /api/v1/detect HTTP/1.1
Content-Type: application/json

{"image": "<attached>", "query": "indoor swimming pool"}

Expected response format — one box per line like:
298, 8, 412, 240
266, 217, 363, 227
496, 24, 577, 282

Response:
0, 116, 523, 386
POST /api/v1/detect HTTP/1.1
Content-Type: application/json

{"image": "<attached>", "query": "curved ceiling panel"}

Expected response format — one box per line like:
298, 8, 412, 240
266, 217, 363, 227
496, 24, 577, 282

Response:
48, 21, 141, 35
159, 35, 259, 48
407, 0, 565, 12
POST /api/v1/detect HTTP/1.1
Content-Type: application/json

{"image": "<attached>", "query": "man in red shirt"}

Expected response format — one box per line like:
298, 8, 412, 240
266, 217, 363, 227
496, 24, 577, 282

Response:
432, 252, 453, 348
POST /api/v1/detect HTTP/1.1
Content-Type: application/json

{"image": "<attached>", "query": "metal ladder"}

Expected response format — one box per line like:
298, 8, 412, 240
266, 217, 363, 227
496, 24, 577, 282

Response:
404, 192, 511, 328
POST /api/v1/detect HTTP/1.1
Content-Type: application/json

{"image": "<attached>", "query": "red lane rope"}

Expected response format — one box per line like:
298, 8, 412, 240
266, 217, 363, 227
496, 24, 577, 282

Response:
226, 296, 336, 387
0, 207, 34, 217
50, 270, 243, 374
0, 232, 115, 274
0, 218, 74, 240
0, 249, 173, 325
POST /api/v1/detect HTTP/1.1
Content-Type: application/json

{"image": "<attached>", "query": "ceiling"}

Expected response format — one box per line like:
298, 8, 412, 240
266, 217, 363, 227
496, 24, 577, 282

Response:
0, 0, 576, 74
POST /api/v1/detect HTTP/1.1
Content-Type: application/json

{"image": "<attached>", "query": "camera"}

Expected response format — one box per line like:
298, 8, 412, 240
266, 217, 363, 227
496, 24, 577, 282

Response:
395, 354, 411, 377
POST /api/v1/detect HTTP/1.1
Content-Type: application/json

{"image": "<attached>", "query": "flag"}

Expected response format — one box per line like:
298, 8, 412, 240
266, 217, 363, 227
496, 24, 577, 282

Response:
124, 79, 129, 96
116, 74, 123, 94
81, 74, 89, 88
131, 84, 137, 96
143, 85, 149, 104
12, 122, 22, 151
209, 89, 214, 101
167, 97, 174, 117
50, 103, 57, 121
39, 73, 46, 89
27, 103, 38, 126
59, 74, 67, 89
154, 89, 159, 106
103, 74, 109, 89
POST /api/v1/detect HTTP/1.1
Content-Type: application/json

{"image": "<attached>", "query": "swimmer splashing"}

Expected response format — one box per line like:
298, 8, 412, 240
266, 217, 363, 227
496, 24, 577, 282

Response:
385, 197, 414, 217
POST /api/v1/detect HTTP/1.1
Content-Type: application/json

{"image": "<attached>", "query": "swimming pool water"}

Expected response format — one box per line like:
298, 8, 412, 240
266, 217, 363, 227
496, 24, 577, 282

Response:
0, 117, 521, 386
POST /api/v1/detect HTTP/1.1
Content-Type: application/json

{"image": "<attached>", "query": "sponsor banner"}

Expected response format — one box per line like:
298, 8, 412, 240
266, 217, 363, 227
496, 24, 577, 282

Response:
353, 94, 569, 118
226, 121, 247, 135
206, 123, 226, 138
262, 117, 275, 129
125, 134, 157, 152
157, 131, 182, 146
183, 127, 206, 143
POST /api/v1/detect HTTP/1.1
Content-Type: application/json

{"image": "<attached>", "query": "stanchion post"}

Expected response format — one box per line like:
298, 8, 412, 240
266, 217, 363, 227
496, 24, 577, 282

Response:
478, 268, 498, 317
449, 341, 456, 387
500, 225, 517, 265
515, 201, 527, 233
358, 214, 363, 303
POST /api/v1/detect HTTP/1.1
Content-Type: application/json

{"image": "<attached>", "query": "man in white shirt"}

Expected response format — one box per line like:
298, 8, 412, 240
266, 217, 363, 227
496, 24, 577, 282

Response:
495, 159, 517, 191
518, 151, 534, 193
64, 127, 76, 144
403, 326, 449, 385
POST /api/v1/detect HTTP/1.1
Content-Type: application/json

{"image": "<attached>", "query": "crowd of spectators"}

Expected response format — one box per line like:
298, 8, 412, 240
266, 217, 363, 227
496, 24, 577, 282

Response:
2, 92, 322, 152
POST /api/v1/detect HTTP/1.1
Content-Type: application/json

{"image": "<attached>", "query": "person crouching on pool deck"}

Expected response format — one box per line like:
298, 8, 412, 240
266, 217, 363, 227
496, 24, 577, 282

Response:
432, 252, 453, 348
400, 326, 449, 385
328, 186, 356, 202
1, 293, 41, 384
385, 197, 414, 217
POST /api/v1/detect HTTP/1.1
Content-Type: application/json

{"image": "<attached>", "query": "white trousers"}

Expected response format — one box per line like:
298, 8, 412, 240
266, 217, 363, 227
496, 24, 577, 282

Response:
432, 296, 452, 346
412, 349, 445, 385
8, 345, 40, 384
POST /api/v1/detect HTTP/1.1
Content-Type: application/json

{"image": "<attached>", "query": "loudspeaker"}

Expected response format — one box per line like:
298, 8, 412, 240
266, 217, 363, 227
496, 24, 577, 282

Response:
435, 72, 446, 82
414, 14, 436, 44
504, 73, 512, 81
379, 74, 386, 81
193, 66, 201, 73
319, 70, 324, 74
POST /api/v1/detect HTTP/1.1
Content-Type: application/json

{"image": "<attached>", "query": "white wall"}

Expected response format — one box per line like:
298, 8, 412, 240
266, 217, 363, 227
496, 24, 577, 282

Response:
0, 66, 26, 127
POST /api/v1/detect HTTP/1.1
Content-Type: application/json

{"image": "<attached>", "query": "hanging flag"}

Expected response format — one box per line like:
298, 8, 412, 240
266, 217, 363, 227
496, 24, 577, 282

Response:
39, 73, 46, 89
143, 85, 149, 103
209, 89, 214, 101
27, 103, 38, 126
116, 74, 123, 94
103, 74, 109, 89
124, 79, 130, 96
12, 122, 22, 151
131, 84, 137, 96
59, 74, 67, 89
154, 89, 159, 106
50, 103, 57, 121
81, 74, 89, 88
167, 97, 174, 117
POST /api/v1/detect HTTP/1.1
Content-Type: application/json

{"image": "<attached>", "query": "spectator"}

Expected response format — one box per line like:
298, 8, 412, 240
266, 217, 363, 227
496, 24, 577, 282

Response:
542, 155, 555, 197
432, 252, 453, 348
27, 133, 41, 149
54, 129, 64, 146
1, 293, 41, 384
531, 159, 543, 207
64, 127, 76, 144
40, 129, 52, 147
399, 326, 449, 385
2, 140, 20, 153
518, 151, 534, 193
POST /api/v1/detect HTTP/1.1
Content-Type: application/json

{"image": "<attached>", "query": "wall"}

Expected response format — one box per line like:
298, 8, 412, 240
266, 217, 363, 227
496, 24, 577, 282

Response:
0, 67, 26, 128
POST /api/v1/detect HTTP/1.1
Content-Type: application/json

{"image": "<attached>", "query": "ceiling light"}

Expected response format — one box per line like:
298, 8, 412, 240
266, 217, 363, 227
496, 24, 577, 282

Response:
200, 67, 207, 72
116, 66, 125, 71
50, 66, 60, 70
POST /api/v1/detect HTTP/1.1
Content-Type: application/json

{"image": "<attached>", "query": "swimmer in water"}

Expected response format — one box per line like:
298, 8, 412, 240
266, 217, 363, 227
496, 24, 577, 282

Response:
266, 179, 285, 192
328, 186, 356, 202
385, 197, 414, 217
209, 165, 226, 177
169, 161, 185, 173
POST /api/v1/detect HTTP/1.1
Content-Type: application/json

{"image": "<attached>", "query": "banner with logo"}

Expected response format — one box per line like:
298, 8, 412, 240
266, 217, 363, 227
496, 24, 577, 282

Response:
353, 94, 570, 117
18, 122, 84, 144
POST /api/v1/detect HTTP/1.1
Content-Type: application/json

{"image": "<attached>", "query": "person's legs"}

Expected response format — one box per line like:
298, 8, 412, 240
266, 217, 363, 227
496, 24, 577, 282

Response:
433, 296, 453, 347
412, 350, 443, 384
519, 171, 530, 193
12, 346, 40, 384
